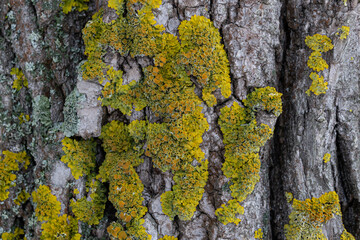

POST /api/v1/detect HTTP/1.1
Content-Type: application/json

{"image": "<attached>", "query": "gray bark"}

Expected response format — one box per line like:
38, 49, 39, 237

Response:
0, 0, 359, 239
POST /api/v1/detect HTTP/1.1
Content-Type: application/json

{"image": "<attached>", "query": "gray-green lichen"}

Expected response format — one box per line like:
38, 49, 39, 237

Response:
32, 95, 52, 127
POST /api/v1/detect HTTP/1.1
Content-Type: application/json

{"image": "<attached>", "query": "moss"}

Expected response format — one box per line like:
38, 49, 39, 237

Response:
70, 179, 106, 225
61, 0, 89, 14
216, 87, 282, 225
61, 137, 97, 180
254, 228, 263, 239
1, 228, 26, 240
323, 153, 331, 163
0, 151, 30, 201
10, 68, 28, 91
40, 214, 81, 240
284, 191, 341, 239
31, 185, 61, 222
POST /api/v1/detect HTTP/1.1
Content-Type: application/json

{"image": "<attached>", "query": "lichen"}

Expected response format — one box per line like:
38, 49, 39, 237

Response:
0, 151, 30, 201
284, 191, 341, 239
61, 88, 84, 137
214, 199, 244, 225
98, 120, 150, 239
10, 68, 28, 91
32, 95, 52, 128
305, 34, 333, 96
31, 185, 61, 222
61, 137, 97, 180
323, 153, 331, 163
285, 192, 294, 203
61, 0, 89, 14
216, 87, 282, 225
159, 236, 178, 240
305, 72, 328, 96
1, 228, 26, 240
70, 179, 106, 225
341, 229, 355, 240
14, 189, 30, 205
254, 228, 263, 239
338, 26, 350, 40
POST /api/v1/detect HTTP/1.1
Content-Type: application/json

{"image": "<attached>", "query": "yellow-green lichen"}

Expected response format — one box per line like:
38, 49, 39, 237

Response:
14, 189, 30, 205
285, 192, 294, 203
305, 34, 333, 96
71, 179, 106, 225
254, 228, 263, 239
61, 137, 97, 180
341, 229, 355, 240
98, 120, 150, 240
338, 26, 350, 40
284, 191, 341, 239
323, 153, 331, 163
159, 236, 178, 240
10, 68, 28, 91
0, 151, 30, 201
61, 0, 89, 14
18, 113, 30, 124
40, 214, 81, 240
32, 185, 61, 222
1, 228, 26, 240
216, 87, 282, 225
305, 72, 328, 96
215, 199, 244, 225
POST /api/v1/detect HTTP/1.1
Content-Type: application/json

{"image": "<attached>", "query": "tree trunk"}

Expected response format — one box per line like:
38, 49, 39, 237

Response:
0, 0, 359, 239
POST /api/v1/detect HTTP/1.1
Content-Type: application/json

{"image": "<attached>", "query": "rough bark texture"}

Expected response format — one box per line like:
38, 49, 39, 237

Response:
0, 0, 359, 239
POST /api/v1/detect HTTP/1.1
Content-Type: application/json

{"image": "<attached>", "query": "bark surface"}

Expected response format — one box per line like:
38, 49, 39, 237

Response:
0, 0, 359, 239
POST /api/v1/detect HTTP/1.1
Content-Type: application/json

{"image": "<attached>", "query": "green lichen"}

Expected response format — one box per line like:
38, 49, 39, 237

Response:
215, 199, 244, 225
284, 191, 341, 239
61, 137, 97, 180
14, 189, 30, 205
0, 151, 30, 201
32, 95, 52, 128
61, 88, 84, 137
1, 228, 26, 240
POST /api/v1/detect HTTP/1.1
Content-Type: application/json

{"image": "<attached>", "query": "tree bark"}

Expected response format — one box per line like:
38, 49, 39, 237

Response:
0, 0, 359, 239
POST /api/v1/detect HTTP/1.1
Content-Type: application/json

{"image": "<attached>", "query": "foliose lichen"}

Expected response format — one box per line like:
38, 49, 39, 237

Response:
10, 68, 28, 91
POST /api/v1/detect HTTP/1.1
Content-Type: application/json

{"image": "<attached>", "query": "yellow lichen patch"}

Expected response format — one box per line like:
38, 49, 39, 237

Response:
0, 151, 30, 201
307, 51, 328, 72
178, 15, 231, 106
14, 189, 30, 205
338, 26, 350, 40
18, 113, 30, 124
254, 228, 263, 239
1, 228, 26, 240
98, 120, 150, 239
159, 236, 178, 240
242, 86, 283, 117
71, 179, 106, 225
284, 191, 341, 239
40, 214, 81, 240
305, 34, 334, 53
215, 199, 244, 225
32, 185, 61, 222
285, 192, 294, 203
323, 153, 331, 163
10, 68, 28, 91
305, 72, 328, 96
61, 137, 97, 180
61, 0, 89, 14
216, 87, 282, 225
341, 229, 355, 240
